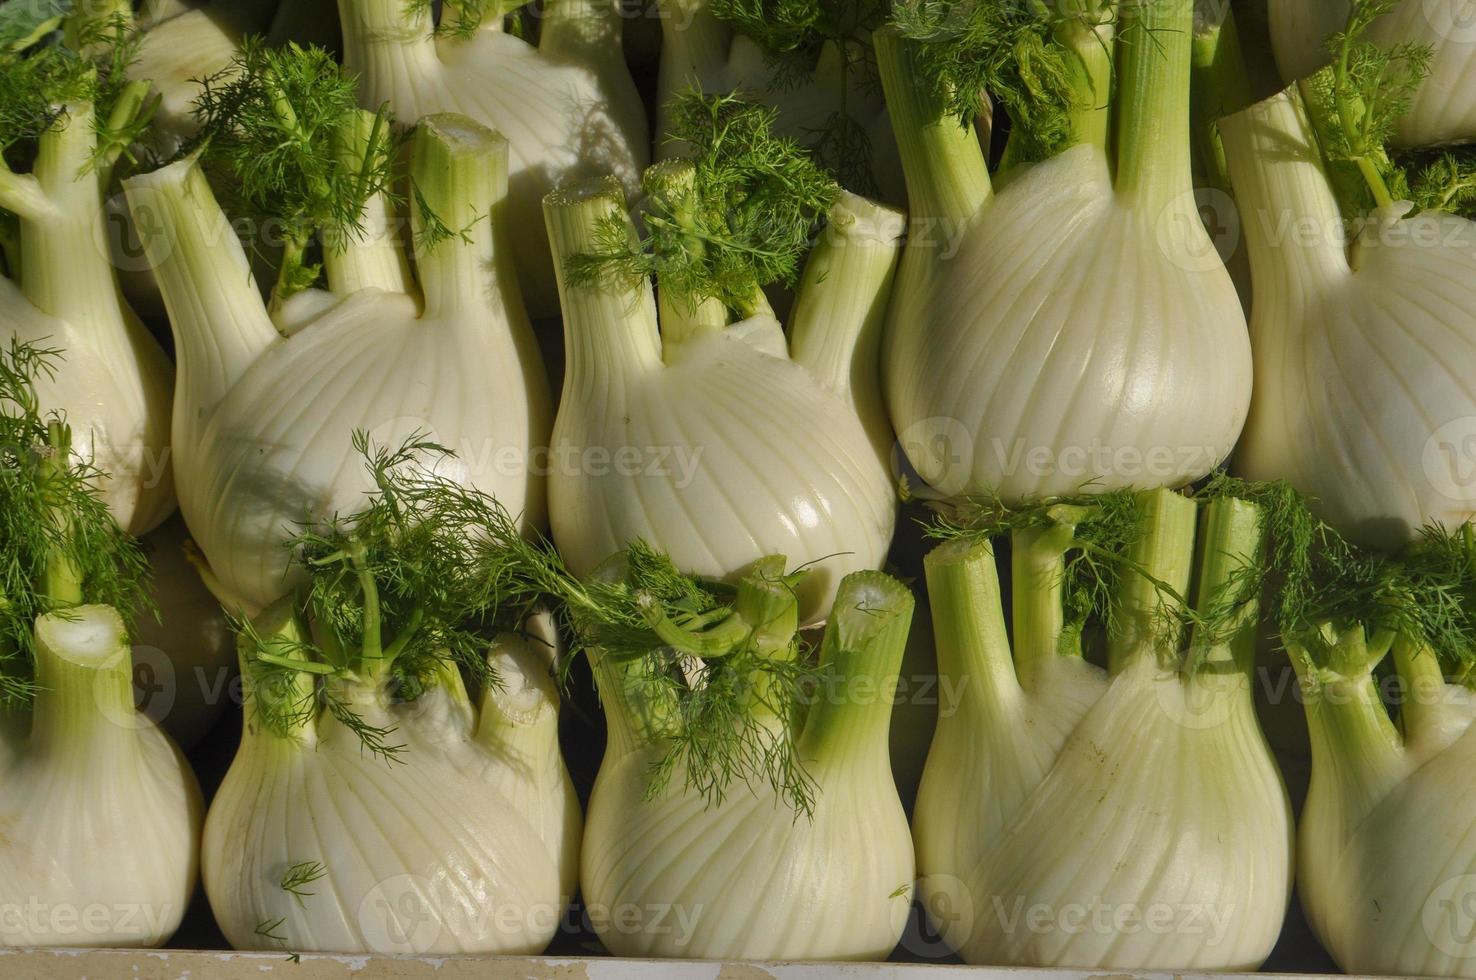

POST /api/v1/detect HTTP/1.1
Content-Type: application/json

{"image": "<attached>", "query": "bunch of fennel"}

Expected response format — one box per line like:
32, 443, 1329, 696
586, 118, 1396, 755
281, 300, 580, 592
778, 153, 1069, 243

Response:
485, 530, 917, 960
124, 44, 549, 614
914, 485, 1292, 969
0, 341, 201, 948
545, 94, 901, 625
203, 435, 578, 955
1222, 2, 1476, 548
335, 0, 649, 315
879, 0, 1252, 501
0, 7, 174, 535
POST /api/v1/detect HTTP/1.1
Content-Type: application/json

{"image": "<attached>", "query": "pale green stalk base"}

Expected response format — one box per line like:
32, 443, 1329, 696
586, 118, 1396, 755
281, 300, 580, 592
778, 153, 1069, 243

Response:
543, 179, 664, 388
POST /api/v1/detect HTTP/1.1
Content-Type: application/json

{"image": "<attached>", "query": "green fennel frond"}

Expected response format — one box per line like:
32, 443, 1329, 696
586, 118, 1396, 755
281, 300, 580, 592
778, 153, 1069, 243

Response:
0, 339, 152, 707
279, 861, 327, 908
566, 92, 840, 318
0, 4, 149, 178
1301, 0, 1430, 214
477, 521, 820, 812
925, 487, 1146, 651
186, 40, 403, 299
890, 0, 1094, 160
405, 0, 521, 39
236, 433, 542, 757
710, 0, 888, 192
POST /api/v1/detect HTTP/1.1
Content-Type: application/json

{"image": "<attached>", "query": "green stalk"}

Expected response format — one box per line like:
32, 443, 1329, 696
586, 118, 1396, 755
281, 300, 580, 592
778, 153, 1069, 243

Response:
1296, 68, 1399, 218
923, 537, 1023, 718
1056, 14, 1116, 154
644, 159, 728, 349
544, 178, 664, 390
1010, 518, 1080, 688
324, 109, 413, 297
30, 606, 140, 757
872, 28, 992, 222
1113, 0, 1195, 208
349, 539, 388, 683
40, 423, 84, 608
541, 0, 628, 77
1107, 488, 1196, 674
590, 649, 680, 757
797, 571, 914, 769
239, 596, 318, 744
1391, 634, 1451, 747
410, 114, 508, 318
1192, 6, 1254, 196
788, 192, 905, 456
19, 102, 132, 335
732, 557, 800, 718
1185, 496, 1263, 681
1288, 626, 1407, 816
96, 80, 155, 189
337, 0, 442, 108
655, 0, 731, 151
122, 159, 281, 452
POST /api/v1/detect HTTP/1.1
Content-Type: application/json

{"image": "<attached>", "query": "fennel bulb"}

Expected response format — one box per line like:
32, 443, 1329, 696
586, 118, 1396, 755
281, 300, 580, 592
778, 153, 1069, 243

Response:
1270, 0, 1476, 147
203, 441, 580, 954
1222, 82, 1476, 548
657, 0, 901, 200
543, 100, 902, 624
0, 345, 202, 949
1252, 493, 1476, 976
878, 0, 1251, 501
336, 0, 648, 316
0, 608, 203, 947
0, 30, 175, 535
124, 113, 550, 612
914, 488, 1292, 969
580, 561, 916, 959
129, 2, 252, 158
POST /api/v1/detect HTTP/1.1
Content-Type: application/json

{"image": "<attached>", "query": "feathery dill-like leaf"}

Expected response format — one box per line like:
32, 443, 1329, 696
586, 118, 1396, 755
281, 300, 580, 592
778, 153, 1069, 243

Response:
891, 0, 1088, 160
1301, 0, 1431, 215
0, 339, 152, 707
474, 513, 820, 812
709, 0, 888, 193
186, 40, 403, 299
566, 92, 839, 318
279, 861, 327, 908
405, 0, 522, 39
925, 487, 1146, 650
0, 4, 148, 179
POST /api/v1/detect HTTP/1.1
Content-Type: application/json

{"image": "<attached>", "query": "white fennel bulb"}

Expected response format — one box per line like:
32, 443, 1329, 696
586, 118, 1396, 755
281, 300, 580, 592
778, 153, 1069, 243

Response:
132, 516, 235, 748
203, 443, 581, 955
581, 563, 916, 959
657, 0, 901, 200
1291, 627, 1476, 976
123, 114, 550, 612
1222, 87, 1476, 548
336, 0, 648, 316
877, 0, 1251, 502
1270, 0, 1476, 147
0, 353, 202, 949
543, 171, 902, 624
0, 94, 175, 536
205, 611, 579, 954
914, 489, 1292, 969
0, 609, 202, 947
129, 3, 254, 158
